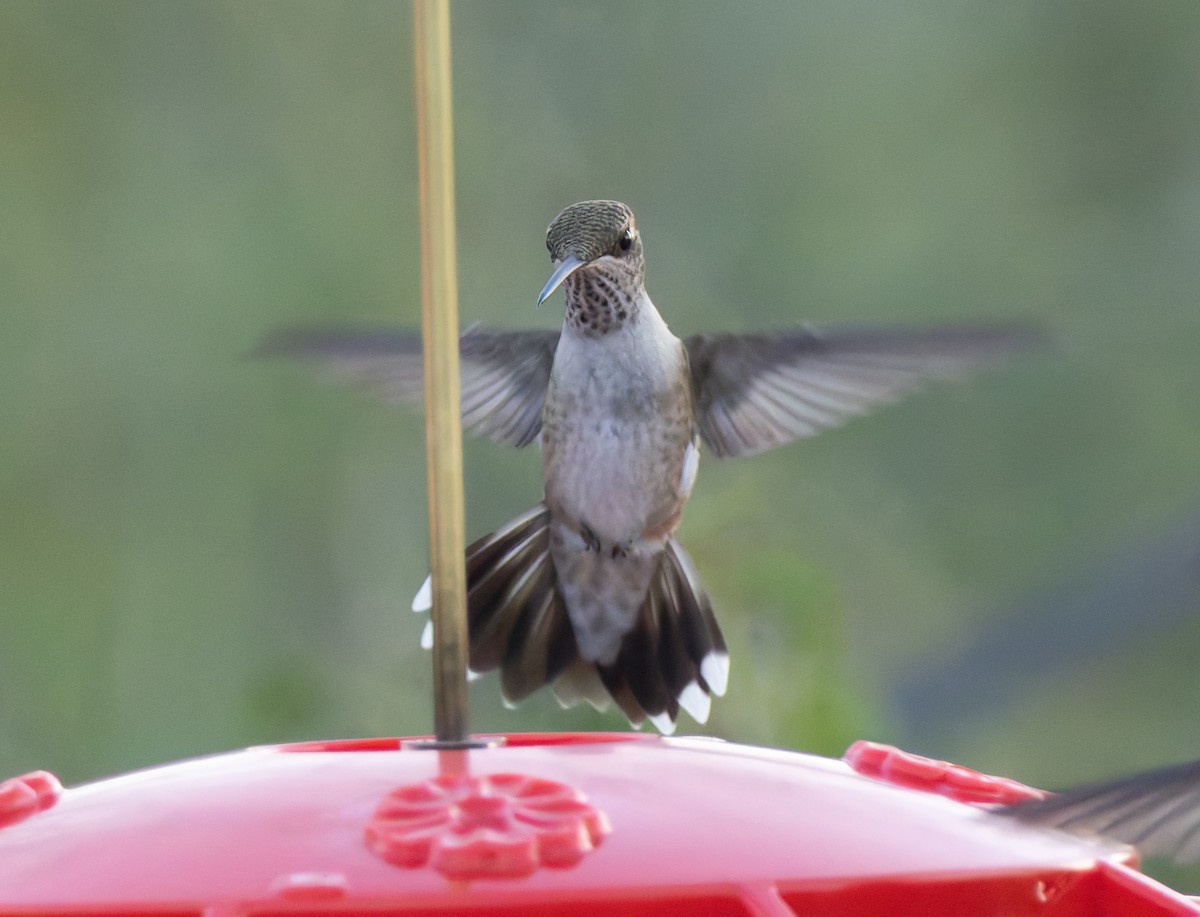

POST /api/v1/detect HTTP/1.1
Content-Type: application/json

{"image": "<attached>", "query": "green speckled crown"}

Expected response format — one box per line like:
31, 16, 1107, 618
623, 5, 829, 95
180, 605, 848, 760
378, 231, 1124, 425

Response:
545, 200, 636, 262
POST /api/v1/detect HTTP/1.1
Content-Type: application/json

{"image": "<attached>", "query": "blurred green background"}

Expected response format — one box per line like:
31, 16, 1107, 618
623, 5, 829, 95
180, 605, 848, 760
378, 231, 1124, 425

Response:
3, 0, 1200, 887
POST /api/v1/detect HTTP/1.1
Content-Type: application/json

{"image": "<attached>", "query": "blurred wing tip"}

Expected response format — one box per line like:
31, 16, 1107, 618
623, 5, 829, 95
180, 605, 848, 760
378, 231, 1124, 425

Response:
249, 327, 342, 359
970, 321, 1056, 360
419, 620, 434, 650
250, 324, 423, 359
996, 756, 1200, 863
248, 327, 295, 355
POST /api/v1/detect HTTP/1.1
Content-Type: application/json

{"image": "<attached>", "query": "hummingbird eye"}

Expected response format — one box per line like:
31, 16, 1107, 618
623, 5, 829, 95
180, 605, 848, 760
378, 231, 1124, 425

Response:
618, 227, 636, 253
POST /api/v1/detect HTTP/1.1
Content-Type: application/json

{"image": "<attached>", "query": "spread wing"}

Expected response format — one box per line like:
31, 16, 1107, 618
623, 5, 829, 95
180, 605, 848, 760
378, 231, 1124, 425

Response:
999, 757, 1200, 863
683, 324, 1043, 458
258, 325, 560, 448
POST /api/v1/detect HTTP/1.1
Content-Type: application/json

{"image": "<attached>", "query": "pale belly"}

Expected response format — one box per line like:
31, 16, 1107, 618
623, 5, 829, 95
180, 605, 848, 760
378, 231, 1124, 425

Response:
544, 411, 689, 545
541, 377, 697, 665
540, 330, 697, 549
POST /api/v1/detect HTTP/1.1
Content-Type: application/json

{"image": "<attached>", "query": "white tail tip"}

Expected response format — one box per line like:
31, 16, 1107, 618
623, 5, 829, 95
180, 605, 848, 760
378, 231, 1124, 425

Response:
411, 575, 432, 612
700, 651, 730, 697
678, 680, 712, 724
419, 620, 433, 650
648, 711, 678, 735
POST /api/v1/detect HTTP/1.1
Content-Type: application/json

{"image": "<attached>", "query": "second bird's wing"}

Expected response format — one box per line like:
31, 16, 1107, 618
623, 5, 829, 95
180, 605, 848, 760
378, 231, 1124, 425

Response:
998, 757, 1200, 864
683, 323, 1042, 458
258, 325, 560, 448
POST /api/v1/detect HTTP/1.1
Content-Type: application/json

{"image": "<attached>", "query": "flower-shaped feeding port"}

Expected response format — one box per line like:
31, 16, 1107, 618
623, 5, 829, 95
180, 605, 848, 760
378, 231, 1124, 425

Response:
365, 771, 611, 880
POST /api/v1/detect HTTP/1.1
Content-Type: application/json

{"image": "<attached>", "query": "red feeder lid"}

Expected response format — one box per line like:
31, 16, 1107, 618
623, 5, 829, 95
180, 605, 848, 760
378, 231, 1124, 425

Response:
0, 733, 1195, 915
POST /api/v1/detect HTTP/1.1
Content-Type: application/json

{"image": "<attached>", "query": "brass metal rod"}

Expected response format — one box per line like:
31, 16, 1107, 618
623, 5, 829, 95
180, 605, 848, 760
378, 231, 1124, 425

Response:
412, 0, 469, 743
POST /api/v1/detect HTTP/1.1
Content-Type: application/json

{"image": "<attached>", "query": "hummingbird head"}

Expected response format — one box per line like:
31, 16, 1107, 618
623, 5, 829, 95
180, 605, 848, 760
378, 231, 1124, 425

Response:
538, 200, 645, 311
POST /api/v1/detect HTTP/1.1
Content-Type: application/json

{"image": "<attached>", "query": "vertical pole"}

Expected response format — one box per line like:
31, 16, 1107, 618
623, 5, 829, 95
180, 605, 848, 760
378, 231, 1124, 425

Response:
412, 0, 469, 744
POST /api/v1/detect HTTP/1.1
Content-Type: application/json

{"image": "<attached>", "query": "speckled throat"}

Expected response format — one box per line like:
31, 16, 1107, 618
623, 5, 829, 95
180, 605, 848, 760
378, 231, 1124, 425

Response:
562, 263, 643, 336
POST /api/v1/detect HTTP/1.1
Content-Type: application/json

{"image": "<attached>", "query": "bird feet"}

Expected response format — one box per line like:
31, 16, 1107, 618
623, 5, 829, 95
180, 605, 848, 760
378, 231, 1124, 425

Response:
579, 522, 630, 559
580, 523, 602, 553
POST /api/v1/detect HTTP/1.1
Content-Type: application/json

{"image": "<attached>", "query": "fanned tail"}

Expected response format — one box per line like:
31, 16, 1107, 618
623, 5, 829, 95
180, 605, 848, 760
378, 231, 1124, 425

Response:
576, 538, 728, 732
414, 504, 729, 732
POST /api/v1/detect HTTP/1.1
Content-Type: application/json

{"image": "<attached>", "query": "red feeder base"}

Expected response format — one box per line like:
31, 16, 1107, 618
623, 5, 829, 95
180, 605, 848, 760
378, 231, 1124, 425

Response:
0, 733, 1196, 915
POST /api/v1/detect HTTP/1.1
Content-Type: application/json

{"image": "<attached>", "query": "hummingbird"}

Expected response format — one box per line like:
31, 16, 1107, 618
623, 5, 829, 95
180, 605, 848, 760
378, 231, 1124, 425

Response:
263, 199, 1039, 733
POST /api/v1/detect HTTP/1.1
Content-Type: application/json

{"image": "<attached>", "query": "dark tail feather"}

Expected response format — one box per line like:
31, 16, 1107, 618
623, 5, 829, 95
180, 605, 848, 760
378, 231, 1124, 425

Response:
655, 559, 700, 711
449, 506, 728, 732
606, 586, 674, 728
500, 586, 575, 704
464, 509, 550, 673
597, 666, 656, 729
662, 540, 729, 698
460, 503, 581, 705
463, 504, 560, 678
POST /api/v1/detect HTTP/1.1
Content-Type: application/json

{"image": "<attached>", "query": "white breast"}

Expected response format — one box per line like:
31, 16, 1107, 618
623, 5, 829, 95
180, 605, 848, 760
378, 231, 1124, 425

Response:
542, 300, 692, 546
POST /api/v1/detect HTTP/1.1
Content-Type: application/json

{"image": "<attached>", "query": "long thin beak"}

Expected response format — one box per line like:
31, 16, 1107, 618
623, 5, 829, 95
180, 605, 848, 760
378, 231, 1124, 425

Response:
537, 254, 588, 306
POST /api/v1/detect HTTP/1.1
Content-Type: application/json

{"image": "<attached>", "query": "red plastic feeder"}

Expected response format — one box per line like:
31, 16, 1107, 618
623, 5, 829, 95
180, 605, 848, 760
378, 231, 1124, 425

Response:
2, 732, 1197, 915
